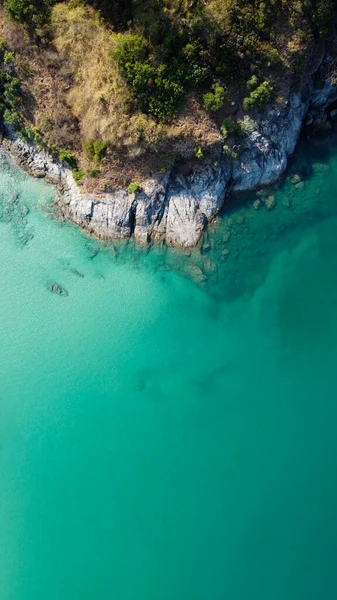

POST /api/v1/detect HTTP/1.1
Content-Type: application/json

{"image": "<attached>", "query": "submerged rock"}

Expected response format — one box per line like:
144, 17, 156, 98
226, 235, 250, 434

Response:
265, 195, 276, 211
203, 258, 218, 275
312, 162, 330, 172
290, 173, 302, 185
0, 190, 34, 247
184, 263, 207, 284
282, 196, 293, 209
70, 267, 85, 278
201, 242, 211, 253
46, 283, 69, 297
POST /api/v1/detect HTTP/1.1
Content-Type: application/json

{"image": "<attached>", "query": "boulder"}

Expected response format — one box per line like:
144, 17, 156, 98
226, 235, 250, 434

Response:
203, 258, 218, 275
265, 195, 276, 211
184, 263, 207, 284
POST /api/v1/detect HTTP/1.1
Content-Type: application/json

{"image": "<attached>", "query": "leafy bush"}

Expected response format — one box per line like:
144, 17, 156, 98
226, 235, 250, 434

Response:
108, 1, 331, 124
220, 117, 242, 139
148, 76, 184, 121
3, 51, 15, 65
247, 75, 258, 91
194, 147, 204, 159
49, 144, 59, 155
3, 108, 21, 128
312, 0, 334, 36
223, 143, 242, 159
72, 169, 84, 185
243, 81, 274, 111
22, 126, 44, 146
238, 115, 257, 135
83, 139, 107, 162
111, 34, 151, 95
182, 42, 209, 85
3, 0, 50, 26
2, 75, 20, 107
59, 149, 78, 169
89, 167, 100, 177
0, 49, 22, 131
128, 181, 141, 194
203, 83, 226, 112
4, 0, 30, 20
111, 34, 185, 120
41, 113, 52, 132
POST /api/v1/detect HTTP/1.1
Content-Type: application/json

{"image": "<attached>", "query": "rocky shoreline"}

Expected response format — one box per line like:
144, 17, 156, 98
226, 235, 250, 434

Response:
1, 49, 337, 249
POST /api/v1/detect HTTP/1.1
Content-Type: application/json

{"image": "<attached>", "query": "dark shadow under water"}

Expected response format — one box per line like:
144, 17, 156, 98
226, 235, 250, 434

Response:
85, 131, 337, 307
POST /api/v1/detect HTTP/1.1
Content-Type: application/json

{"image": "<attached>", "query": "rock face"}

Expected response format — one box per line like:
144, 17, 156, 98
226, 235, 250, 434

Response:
2, 53, 337, 248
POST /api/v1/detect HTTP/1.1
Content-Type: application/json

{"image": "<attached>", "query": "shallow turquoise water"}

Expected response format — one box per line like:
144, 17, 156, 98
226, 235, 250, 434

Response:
1, 139, 337, 599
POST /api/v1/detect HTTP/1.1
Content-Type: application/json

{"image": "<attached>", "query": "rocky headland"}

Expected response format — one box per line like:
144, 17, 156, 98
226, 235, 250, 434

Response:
1, 49, 337, 249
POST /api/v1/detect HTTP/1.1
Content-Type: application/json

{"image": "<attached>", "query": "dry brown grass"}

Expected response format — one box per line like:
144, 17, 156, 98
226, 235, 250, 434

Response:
0, 6, 80, 150
50, 3, 220, 152
51, 3, 141, 144
0, 3, 222, 188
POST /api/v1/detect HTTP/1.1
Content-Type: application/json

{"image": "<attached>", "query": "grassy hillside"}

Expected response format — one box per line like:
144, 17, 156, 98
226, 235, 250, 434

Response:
0, 0, 335, 190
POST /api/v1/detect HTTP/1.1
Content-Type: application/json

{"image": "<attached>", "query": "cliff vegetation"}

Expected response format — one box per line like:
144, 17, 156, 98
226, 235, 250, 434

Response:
0, 0, 335, 189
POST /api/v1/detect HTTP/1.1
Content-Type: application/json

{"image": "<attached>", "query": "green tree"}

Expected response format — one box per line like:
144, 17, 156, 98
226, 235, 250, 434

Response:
203, 83, 226, 112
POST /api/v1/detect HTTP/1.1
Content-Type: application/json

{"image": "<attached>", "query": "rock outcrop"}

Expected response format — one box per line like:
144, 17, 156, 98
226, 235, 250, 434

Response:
2, 51, 337, 248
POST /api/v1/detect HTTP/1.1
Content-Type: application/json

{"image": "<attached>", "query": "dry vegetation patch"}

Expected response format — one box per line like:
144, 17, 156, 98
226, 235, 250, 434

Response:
50, 3, 219, 155
0, 0, 332, 189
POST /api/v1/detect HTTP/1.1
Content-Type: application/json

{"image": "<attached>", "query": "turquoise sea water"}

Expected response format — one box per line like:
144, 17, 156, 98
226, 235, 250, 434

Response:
1, 137, 337, 599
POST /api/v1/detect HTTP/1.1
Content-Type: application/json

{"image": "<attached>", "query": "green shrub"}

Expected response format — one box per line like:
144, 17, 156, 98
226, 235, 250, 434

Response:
247, 75, 258, 91
194, 147, 204, 159
89, 167, 100, 177
59, 149, 78, 169
20, 60, 34, 78
111, 35, 185, 120
182, 42, 209, 85
243, 81, 274, 111
203, 83, 226, 112
49, 144, 59, 155
0, 60, 22, 130
111, 35, 154, 104
83, 139, 107, 162
148, 76, 184, 121
238, 115, 257, 135
3, 51, 15, 65
111, 34, 148, 77
4, 0, 30, 20
3, 108, 21, 129
223, 144, 242, 159
2, 75, 20, 107
72, 169, 84, 185
220, 117, 242, 139
22, 126, 43, 144
312, 0, 334, 36
3, 0, 51, 26
128, 181, 141, 194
